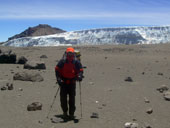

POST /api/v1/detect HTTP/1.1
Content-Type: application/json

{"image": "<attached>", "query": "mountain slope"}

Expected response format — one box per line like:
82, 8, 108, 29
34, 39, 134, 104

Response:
4, 26, 170, 47
8, 24, 66, 41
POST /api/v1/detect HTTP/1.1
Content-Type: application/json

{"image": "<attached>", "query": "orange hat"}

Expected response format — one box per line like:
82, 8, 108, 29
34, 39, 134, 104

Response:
66, 47, 75, 53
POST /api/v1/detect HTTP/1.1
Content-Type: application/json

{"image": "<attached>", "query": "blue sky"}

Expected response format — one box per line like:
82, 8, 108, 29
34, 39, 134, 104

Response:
0, 0, 170, 42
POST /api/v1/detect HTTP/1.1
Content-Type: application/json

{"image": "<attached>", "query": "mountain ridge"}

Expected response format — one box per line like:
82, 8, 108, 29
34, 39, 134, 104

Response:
4, 25, 170, 47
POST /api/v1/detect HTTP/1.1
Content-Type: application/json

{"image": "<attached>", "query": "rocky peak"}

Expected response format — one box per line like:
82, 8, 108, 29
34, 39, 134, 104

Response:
8, 24, 66, 41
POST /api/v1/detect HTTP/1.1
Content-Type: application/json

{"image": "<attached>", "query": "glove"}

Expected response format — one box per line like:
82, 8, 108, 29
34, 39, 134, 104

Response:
57, 77, 63, 86
77, 75, 82, 81
77, 72, 83, 81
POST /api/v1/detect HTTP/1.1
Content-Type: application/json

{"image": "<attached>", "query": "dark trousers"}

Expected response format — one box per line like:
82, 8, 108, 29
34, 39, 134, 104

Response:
60, 83, 76, 116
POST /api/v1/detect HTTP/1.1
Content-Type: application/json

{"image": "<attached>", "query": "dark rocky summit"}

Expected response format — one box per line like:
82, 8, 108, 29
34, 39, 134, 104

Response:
8, 24, 66, 41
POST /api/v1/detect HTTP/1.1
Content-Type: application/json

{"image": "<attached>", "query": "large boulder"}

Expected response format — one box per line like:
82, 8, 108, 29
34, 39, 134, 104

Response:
0, 49, 16, 63
17, 56, 28, 64
13, 72, 44, 82
24, 61, 46, 70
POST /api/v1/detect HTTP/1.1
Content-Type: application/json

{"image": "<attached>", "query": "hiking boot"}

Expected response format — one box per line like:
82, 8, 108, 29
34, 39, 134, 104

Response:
69, 114, 75, 120
63, 112, 68, 119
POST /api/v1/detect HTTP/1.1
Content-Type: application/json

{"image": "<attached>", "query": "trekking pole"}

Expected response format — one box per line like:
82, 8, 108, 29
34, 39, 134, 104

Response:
79, 81, 83, 118
46, 86, 60, 119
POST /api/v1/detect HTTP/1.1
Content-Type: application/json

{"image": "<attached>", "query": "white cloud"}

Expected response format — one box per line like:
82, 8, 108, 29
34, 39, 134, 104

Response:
0, 10, 170, 20
0, 0, 170, 25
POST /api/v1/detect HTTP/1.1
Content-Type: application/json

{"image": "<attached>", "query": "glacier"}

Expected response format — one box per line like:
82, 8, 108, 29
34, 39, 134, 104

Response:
3, 26, 170, 47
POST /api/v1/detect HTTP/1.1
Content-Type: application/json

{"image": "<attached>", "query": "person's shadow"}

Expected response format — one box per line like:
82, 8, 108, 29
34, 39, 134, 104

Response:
51, 114, 79, 123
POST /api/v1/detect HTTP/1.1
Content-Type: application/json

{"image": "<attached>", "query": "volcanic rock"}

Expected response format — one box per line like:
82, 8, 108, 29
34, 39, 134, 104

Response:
1, 86, 7, 91
24, 61, 46, 70
90, 112, 99, 118
17, 56, 28, 64
156, 85, 169, 93
125, 77, 133, 82
146, 108, 153, 114
27, 102, 42, 111
144, 122, 152, 128
13, 72, 44, 82
144, 97, 150, 103
163, 91, 170, 101
157, 72, 163, 76
6, 83, 14, 90
1, 83, 14, 91
0, 49, 16, 63
124, 122, 139, 128
40, 55, 48, 58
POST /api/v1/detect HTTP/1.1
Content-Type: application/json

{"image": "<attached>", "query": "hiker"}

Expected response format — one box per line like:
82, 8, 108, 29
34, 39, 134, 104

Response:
75, 50, 81, 62
55, 47, 84, 119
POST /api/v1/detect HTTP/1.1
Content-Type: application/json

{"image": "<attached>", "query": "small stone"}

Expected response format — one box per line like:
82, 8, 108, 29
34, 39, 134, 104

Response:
102, 104, 106, 107
131, 123, 139, 128
146, 108, 153, 114
27, 102, 42, 111
89, 82, 94, 85
98, 107, 103, 109
40, 55, 48, 59
18, 88, 23, 91
1, 86, 7, 91
132, 119, 137, 121
146, 125, 152, 128
38, 120, 43, 124
157, 85, 169, 93
157, 72, 163, 76
90, 112, 99, 118
108, 89, 112, 92
125, 122, 131, 128
124, 122, 138, 128
7, 83, 14, 90
144, 122, 152, 128
95, 101, 99, 103
144, 97, 150, 103
125, 77, 133, 82
163, 91, 170, 101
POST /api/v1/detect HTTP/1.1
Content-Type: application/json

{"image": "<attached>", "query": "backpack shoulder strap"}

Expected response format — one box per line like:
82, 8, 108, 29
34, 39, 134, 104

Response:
57, 59, 66, 68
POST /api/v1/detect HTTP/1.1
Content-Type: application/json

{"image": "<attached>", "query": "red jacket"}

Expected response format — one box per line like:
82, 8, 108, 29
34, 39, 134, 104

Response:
55, 59, 83, 81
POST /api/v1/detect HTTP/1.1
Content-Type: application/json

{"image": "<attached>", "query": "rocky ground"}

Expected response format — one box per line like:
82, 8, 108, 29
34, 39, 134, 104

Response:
0, 44, 170, 128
